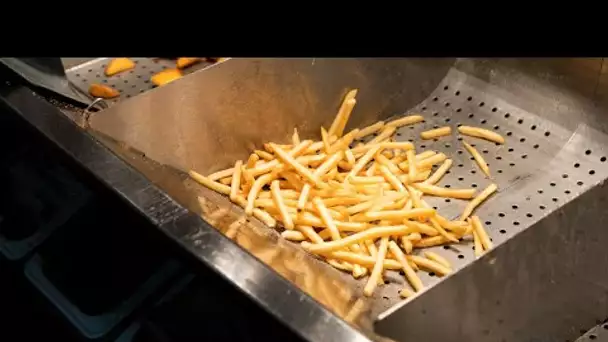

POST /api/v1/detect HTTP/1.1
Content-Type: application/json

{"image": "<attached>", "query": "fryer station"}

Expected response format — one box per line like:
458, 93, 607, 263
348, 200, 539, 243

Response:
2, 57, 608, 342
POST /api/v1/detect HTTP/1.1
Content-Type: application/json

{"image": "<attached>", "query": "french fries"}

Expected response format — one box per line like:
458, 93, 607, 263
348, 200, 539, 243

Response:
190, 89, 507, 298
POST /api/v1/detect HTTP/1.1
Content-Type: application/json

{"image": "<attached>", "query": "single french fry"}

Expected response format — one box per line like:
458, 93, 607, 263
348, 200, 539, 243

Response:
246, 154, 259, 169
413, 183, 476, 199
409, 255, 451, 276
313, 197, 341, 241
420, 126, 452, 140
386, 115, 424, 128
363, 237, 389, 296
424, 251, 451, 269
271, 180, 294, 229
471, 215, 493, 251
352, 208, 436, 223
281, 230, 306, 241
329, 89, 358, 137
189, 170, 231, 195
406, 149, 417, 180
292, 128, 300, 145
424, 159, 453, 185
245, 173, 275, 214
230, 160, 243, 201
458, 125, 505, 144
460, 183, 498, 220
463, 141, 491, 177
355, 121, 385, 138
378, 165, 406, 192
389, 241, 423, 292
348, 145, 381, 179
399, 287, 416, 298
255, 149, 274, 161
473, 230, 483, 257
302, 225, 414, 255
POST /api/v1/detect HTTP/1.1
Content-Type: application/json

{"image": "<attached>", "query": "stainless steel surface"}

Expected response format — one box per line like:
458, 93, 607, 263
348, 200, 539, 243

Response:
0, 81, 373, 342
65, 58, 214, 105
0, 58, 93, 107
9, 58, 608, 341
576, 322, 608, 342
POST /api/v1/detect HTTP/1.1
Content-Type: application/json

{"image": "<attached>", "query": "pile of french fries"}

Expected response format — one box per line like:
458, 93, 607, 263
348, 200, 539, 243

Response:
190, 89, 503, 298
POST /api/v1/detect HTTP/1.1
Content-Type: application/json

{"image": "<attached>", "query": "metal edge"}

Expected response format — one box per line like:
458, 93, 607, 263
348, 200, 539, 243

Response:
0, 84, 373, 342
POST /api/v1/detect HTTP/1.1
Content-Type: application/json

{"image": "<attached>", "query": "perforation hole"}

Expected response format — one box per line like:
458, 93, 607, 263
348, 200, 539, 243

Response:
513, 221, 520, 226
531, 125, 537, 130
493, 125, 500, 130
504, 113, 510, 118
421, 106, 427, 111
589, 170, 596, 175
455, 91, 460, 96
540, 205, 546, 210
538, 189, 544, 194
467, 96, 473, 101
578, 181, 584, 186
499, 229, 506, 234
497, 169, 503, 173
445, 102, 450, 107
520, 138, 526, 143
496, 156, 502, 160
492, 107, 497, 112
471, 183, 478, 188
433, 112, 439, 117
479, 102, 485, 107
574, 163, 580, 168
433, 97, 438, 102
544, 131, 551, 137
522, 154, 528, 159
457, 254, 464, 259
456, 108, 462, 112
533, 144, 539, 149
601, 156, 606, 162
517, 119, 523, 124
443, 85, 449, 90
468, 113, 474, 118
445, 118, 451, 123
481, 119, 487, 124
498, 213, 505, 217
586, 149, 592, 155
565, 190, 571, 194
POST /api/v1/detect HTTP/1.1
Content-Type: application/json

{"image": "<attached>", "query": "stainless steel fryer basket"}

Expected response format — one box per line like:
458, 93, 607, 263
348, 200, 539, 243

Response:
81, 58, 608, 342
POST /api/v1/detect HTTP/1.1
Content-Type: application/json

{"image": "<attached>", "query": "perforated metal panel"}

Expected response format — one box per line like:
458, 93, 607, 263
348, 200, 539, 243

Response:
349, 69, 608, 318
576, 322, 608, 342
65, 58, 213, 103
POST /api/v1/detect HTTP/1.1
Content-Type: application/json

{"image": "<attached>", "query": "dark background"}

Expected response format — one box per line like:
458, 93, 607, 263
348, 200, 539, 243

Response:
0, 86, 303, 341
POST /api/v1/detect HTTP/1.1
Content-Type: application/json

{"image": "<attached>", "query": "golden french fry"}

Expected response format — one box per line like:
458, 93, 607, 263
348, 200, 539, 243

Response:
463, 141, 491, 177
458, 125, 505, 144
461, 183, 498, 220
413, 183, 476, 199
420, 126, 452, 140
386, 115, 424, 128
363, 237, 389, 296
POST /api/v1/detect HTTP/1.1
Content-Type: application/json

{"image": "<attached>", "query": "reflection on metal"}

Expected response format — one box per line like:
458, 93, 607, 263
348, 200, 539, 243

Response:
7, 58, 608, 341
